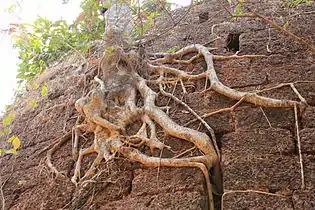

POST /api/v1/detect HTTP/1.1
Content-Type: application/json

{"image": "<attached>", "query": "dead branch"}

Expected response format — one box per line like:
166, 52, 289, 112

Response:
294, 104, 305, 190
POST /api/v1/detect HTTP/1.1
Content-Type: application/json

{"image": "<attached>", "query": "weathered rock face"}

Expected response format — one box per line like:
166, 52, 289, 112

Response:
104, 0, 135, 45
0, 0, 314, 209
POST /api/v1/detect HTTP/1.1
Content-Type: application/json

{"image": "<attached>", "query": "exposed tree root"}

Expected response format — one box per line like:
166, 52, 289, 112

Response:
47, 44, 307, 210
46, 132, 72, 179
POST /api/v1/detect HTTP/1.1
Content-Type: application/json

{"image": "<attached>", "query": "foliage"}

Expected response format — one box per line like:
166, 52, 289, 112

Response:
8, 135, 21, 150
167, 46, 180, 53
133, 0, 171, 37
41, 84, 49, 97
12, 0, 105, 82
0, 113, 21, 157
4, 4, 16, 13
2, 113, 16, 127
10, 0, 174, 82
227, 0, 246, 18
1, 0, 173, 157
28, 100, 38, 108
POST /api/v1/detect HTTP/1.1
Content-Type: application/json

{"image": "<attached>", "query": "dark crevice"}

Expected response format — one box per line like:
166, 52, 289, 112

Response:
214, 132, 227, 151
212, 132, 227, 209
199, 12, 209, 23
268, 188, 279, 193
126, 168, 135, 195
226, 33, 240, 52
145, 196, 155, 207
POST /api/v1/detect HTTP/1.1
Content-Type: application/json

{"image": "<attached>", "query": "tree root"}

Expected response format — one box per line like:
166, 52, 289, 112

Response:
47, 44, 307, 210
46, 132, 72, 179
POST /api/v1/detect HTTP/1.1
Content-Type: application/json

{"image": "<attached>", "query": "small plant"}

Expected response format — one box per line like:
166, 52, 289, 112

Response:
0, 113, 21, 156
10, 0, 105, 83
167, 46, 180, 53
41, 84, 49, 97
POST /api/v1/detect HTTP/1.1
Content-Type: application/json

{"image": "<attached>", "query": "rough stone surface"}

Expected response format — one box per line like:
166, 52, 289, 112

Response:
300, 128, 315, 153
292, 190, 315, 210
303, 155, 315, 189
131, 167, 205, 196
223, 155, 301, 192
222, 191, 294, 210
235, 107, 294, 130
0, 0, 314, 209
221, 128, 294, 159
100, 191, 207, 210
302, 107, 315, 128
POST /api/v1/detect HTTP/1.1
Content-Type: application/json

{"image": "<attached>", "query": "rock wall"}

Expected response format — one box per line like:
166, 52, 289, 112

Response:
145, 0, 314, 209
0, 0, 314, 209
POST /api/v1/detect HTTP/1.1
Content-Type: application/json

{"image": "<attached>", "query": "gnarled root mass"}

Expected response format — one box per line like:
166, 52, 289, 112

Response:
47, 44, 307, 210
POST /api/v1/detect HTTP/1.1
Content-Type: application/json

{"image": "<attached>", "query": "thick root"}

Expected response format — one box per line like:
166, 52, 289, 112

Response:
119, 146, 215, 210
47, 44, 309, 210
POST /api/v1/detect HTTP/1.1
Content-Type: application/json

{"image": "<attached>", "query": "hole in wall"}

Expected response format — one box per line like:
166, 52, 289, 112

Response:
226, 33, 240, 52
199, 12, 209, 23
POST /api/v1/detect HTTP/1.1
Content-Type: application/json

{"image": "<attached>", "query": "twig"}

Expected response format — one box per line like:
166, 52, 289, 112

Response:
221, 189, 290, 209
266, 28, 272, 53
260, 107, 272, 128
290, 83, 307, 105
179, 79, 187, 94
166, 80, 178, 108
185, 97, 245, 126
254, 81, 315, 95
231, 12, 315, 52
294, 103, 305, 190
172, 146, 196, 159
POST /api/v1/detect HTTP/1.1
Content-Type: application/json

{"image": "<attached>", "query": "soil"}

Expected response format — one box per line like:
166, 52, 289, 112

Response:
0, 0, 314, 210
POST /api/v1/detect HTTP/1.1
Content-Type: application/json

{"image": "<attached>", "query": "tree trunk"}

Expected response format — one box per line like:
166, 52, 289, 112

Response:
104, 0, 135, 46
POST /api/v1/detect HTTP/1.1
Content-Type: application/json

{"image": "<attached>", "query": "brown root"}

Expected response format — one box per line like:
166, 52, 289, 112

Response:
47, 44, 307, 210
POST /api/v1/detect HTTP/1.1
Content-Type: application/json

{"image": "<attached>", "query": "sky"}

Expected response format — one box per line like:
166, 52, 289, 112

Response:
0, 0, 191, 112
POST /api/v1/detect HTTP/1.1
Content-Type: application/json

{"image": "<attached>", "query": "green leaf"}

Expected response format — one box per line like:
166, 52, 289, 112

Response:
5, 105, 12, 111
28, 100, 38, 108
5, 149, 17, 155
2, 113, 16, 126
8, 135, 21, 150
0, 149, 4, 156
32, 83, 40, 89
167, 46, 180, 53
41, 85, 49, 96
13, 0, 106, 82
4, 128, 11, 134
105, 46, 116, 56
0, 131, 4, 137
5, 4, 16, 13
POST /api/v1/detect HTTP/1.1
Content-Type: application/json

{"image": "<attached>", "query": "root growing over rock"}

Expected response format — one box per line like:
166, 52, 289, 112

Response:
47, 44, 307, 210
